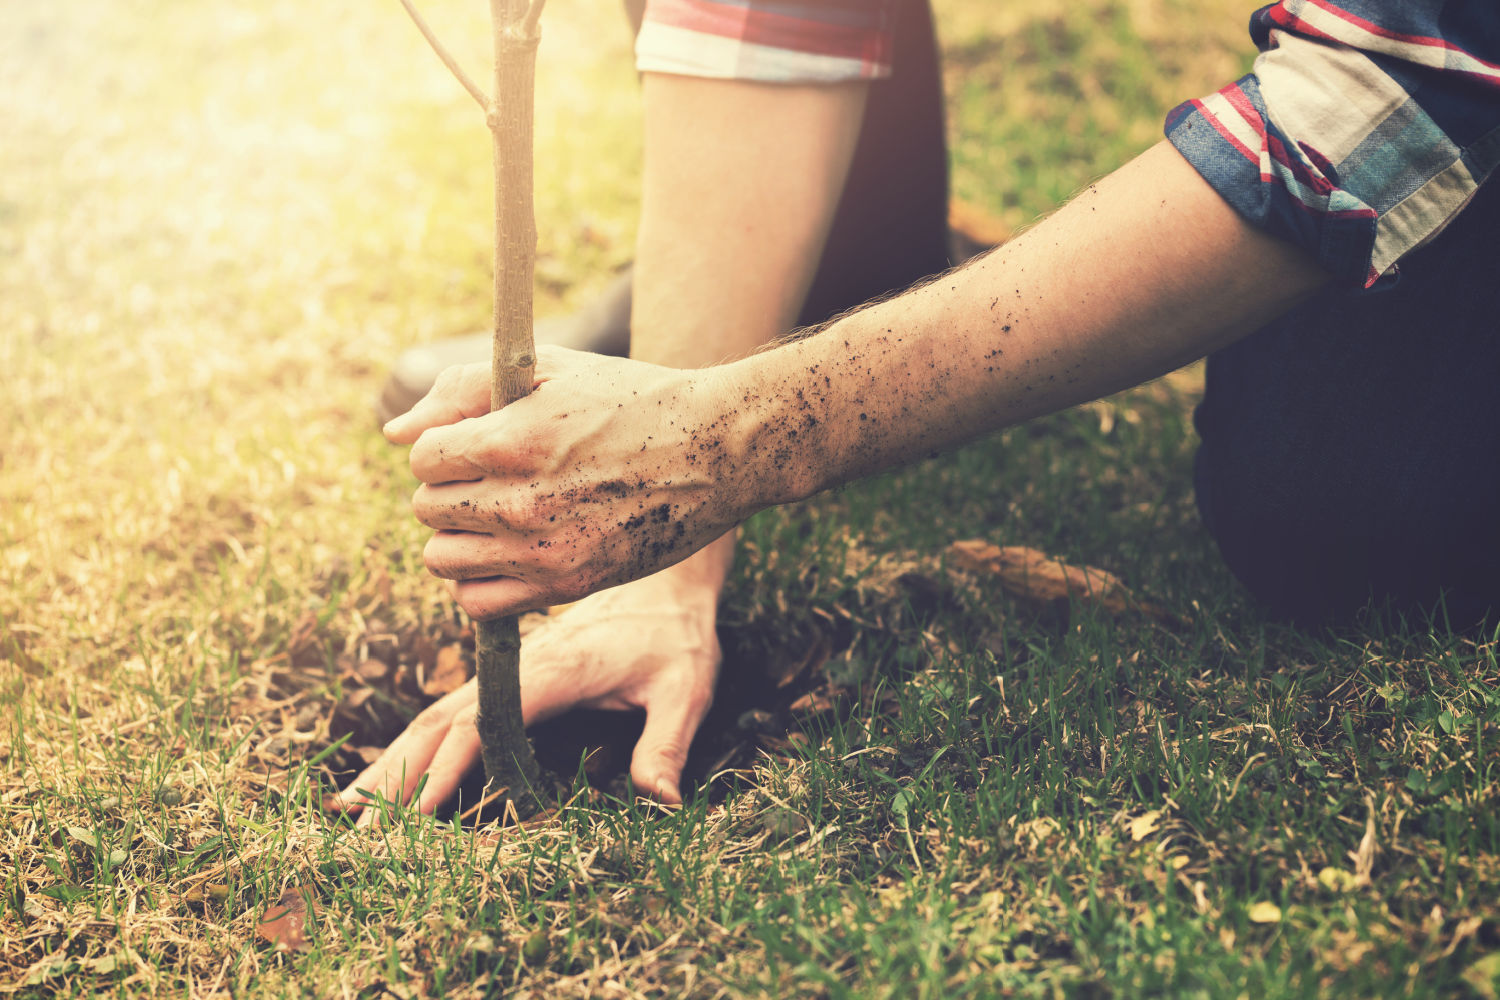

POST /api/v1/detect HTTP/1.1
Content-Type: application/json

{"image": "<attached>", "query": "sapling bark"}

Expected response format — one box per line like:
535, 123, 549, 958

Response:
398, 0, 549, 818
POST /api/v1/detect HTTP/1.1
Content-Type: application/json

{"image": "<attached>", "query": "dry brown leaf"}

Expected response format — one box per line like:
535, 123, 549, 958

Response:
948, 540, 1182, 625
788, 688, 842, 715
422, 643, 471, 697
767, 631, 832, 690
355, 658, 389, 682
285, 611, 325, 667
258, 887, 314, 952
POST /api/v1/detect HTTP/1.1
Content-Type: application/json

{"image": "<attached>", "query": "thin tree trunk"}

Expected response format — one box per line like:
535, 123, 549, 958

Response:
399, 0, 549, 819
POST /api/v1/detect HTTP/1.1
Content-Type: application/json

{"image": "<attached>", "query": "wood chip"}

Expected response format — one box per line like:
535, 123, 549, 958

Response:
767, 631, 831, 690
421, 643, 471, 696
948, 540, 1183, 625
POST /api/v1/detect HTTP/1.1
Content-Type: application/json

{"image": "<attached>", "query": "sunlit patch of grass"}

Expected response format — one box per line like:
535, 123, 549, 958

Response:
937, 0, 1253, 231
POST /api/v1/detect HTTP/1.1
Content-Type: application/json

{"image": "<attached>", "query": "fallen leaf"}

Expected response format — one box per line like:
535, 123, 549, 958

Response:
1247, 901, 1282, 924
258, 887, 314, 952
1015, 817, 1058, 851
355, 658, 389, 682
1129, 810, 1161, 842
85, 953, 121, 975
66, 826, 100, 850
422, 643, 471, 696
948, 541, 1182, 625
788, 688, 842, 715
767, 631, 831, 690
285, 611, 324, 667
1317, 867, 1357, 892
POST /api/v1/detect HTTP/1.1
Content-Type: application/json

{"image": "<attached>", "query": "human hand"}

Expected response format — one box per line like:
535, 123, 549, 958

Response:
332, 569, 721, 821
384, 348, 772, 619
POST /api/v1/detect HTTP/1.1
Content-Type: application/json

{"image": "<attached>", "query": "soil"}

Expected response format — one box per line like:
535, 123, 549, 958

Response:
255, 557, 964, 822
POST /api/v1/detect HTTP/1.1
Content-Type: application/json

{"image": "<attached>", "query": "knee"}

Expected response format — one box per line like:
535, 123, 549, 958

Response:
1194, 426, 1499, 626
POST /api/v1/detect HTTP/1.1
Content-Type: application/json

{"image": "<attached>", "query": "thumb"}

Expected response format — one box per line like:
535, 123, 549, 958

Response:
629, 687, 711, 805
384, 362, 493, 444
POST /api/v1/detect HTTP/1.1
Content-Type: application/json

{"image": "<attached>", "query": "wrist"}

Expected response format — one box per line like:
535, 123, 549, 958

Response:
716, 349, 830, 509
646, 533, 735, 604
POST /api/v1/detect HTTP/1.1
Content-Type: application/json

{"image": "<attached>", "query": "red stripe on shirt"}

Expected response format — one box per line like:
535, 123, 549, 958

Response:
1191, 95, 1260, 163
1268, 0, 1500, 84
645, 0, 889, 64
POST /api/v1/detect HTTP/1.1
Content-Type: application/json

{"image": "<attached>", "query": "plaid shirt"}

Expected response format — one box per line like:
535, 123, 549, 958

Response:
1167, 1, 1500, 287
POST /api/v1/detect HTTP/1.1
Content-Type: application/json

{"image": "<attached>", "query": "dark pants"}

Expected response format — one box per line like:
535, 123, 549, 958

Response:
1194, 178, 1500, 626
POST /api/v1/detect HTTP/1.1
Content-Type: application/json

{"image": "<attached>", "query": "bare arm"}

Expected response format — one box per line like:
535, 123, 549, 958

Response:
736, 140, 1329, 503
392, 141, 1329, 616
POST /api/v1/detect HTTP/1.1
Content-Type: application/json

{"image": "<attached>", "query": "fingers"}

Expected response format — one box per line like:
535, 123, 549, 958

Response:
629, 682, 713, 805
384, 363, 493, 444
411, 482, 513, 533
412, 703, 483, 814
332, 681, 477, 818
407, 419, 494, 485
452, 575, 550, 620
421, 529, 517, 580
421, 532, 558, 616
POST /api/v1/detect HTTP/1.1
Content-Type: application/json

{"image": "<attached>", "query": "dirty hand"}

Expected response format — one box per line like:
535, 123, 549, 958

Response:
333, 572, 721, 819
385, 349, 775, 619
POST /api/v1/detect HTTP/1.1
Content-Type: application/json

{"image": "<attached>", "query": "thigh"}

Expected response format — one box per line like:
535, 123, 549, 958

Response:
1194, 179, 1500, 624
799, 0, 951, 326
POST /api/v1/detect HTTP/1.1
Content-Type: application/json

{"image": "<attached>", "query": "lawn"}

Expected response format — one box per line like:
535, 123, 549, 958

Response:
2, 1, 1498, 997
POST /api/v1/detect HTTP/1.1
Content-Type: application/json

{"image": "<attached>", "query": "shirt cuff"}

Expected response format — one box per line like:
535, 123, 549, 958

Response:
1166, 26, 1500, 288
636, 0, 895, 83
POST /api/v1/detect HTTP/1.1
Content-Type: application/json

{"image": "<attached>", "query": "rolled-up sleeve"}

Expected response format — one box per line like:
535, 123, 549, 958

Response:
1165, 0, 1500, 286
635, 0, 897, 83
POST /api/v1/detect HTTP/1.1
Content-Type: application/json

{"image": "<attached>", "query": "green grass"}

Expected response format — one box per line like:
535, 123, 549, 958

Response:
3, 0, 1498, 997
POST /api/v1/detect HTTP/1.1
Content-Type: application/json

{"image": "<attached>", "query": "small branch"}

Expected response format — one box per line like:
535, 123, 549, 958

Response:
520, 0, 550, 38
397, 0, 492, 114
458, 782, 509, 823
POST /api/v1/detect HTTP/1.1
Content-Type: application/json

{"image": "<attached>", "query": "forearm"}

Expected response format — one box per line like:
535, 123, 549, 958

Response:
726, 141, 1331, 503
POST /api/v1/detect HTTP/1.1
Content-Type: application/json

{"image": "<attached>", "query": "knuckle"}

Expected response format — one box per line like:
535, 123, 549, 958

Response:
452, 704, 480, 733
432, 363, 477, 398
411, 704, 452, 734
422, 536, 457, 578
646, 741, 689, 770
